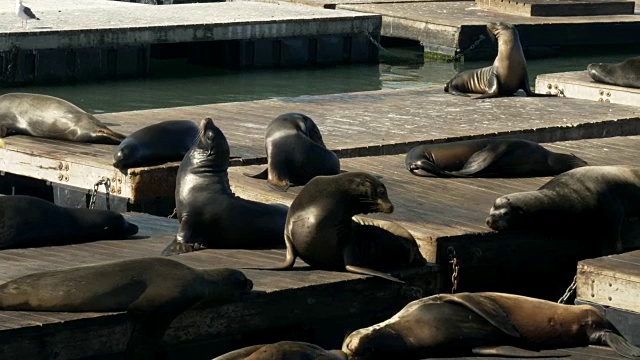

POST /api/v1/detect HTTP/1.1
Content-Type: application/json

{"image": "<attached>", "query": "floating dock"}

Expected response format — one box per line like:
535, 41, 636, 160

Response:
576, 250, 640, 348
3, 86, 640, 215
331, 1, 640, 59
0, 212, 438, 360
229, 135, 640, 298
536, 71, 640, 107
0, 0, 380, 85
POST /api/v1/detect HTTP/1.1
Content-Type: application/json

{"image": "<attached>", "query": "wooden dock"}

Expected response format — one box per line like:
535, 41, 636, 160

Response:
3, 86, 640, 215
536, 71, 640, 107
0, 211, 438, 360
576, 250, 640, 348
331, 1, 640, 59
0, 0, 380, 85
227, 135, 640, 298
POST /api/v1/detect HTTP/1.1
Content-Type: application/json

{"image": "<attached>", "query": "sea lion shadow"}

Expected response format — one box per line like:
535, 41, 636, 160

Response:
29, 26, 55, 30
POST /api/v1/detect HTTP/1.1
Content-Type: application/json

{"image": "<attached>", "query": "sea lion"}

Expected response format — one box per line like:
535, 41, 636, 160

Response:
444, 22, 552, 99
244, 113, 340, 191
213, 341, 347, 360
113, 120, 199, 170
405, 139, 587, 178
161, 117, 288, 256
0, 257, 253, 360
342, 292, 640, 359
0, 195, 138, 249
587, 57, 640, 89
0, 93, 125, 144
486, 165, 640, 256
258, 172, 426, 283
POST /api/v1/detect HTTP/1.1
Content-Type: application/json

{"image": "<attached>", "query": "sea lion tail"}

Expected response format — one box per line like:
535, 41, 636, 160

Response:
244, 168, 269, 179
344, 265, 405, 284
600, 331, 640, 358
548, 153, 588, 173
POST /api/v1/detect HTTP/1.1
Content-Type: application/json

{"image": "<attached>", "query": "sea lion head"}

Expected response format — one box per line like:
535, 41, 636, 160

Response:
486, 194, 524, 231
84, 210, 139, 238
282, 112, 326, 147
198, 268, 254, 304
113, 139, 141, 169
342, 325, 409, 359
586, 62, 614, 85
486, 22, 518, 42
192, 117, 230, 169
343, 172, 394, 215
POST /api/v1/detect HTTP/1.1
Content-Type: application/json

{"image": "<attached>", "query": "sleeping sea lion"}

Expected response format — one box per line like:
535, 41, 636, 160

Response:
342, 292, 640, 359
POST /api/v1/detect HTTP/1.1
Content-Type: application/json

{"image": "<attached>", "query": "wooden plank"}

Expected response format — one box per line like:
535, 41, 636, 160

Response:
536, 71, 640, 107
4, 86, 640, 205
0, 211, 437, 359
476, 0, 635, 17
576, 251, 640, 313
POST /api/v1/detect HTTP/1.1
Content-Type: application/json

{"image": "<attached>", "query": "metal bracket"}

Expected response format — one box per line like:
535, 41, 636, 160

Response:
56, 161, 70, 183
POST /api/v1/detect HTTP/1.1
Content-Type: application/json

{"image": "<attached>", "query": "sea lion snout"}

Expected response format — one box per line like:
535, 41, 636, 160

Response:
486, 196, 511, 230
377, 199, 394, 214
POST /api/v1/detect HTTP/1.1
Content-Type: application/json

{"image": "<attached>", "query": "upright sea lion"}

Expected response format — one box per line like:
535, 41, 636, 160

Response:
258, 172, 426, 283
213, 341, 347, 360
405, 139, 587, 178
0, 195, 138, 249
161, 117, 288, 256
587, 57, 640, 89
0, 257, 253, 360
113, 120, 199, 170
342, 292, 640, 359
445, 22, 552, 99
0, 93, 125, 144
245, 113, 340, 191
486, 165, 640, 256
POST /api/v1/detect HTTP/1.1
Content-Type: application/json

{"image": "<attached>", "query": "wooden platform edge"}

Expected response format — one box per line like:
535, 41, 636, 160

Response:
0, 266, 438, 360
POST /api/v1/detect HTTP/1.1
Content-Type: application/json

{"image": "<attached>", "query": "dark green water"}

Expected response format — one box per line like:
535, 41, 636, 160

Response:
3, 46, 638, 114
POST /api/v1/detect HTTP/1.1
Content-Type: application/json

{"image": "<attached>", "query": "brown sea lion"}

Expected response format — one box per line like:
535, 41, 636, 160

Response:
405, 139, 587, 178
255, 172, 426, 283
0, 257, 253, 360
212, 341, 347, 360
113, 120, 200, 170
486, 165, 640, 256
0, 195, 138, 249
444, 22, 553, 99
587, 57, 640, 89
161, 118, 288, 256
0, 93, 125, 144
342, 292, 640, 359
245, 113, 340, 192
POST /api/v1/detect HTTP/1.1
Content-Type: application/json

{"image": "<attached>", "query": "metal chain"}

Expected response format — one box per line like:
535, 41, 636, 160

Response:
453, 34, 487, 61
168, 208, 177, 219
558, 275, 577, 304
447, 247, 460, 293
88, 177, 111, 210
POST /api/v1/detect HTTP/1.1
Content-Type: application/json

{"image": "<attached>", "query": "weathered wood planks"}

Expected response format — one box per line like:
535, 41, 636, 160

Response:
3, 86, 640, 207
0, 211, 438, 359
536, 71, 640, 107
475, 0, 635, 17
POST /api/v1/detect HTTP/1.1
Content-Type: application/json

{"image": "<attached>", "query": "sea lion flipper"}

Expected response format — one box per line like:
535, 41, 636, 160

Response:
453, 144, 506, 176
267, 180, 291, 192
446, 83, 471, 97
472, 346, 569, 358
244, 168, 269, 179
242, 233, 297, 271
344, 265, 404, 284
440, 293, 521, 338
160, 238, 194, 256
600, 330, 640, 358
475, 70, 500, 99
409, 160, 455, 178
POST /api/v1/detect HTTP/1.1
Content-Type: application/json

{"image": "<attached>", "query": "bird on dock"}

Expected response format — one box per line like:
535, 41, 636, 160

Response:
15, 0, 39, 29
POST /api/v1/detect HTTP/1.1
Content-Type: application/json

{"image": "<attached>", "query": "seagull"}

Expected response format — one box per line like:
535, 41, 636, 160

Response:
15, 0, 40, 29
